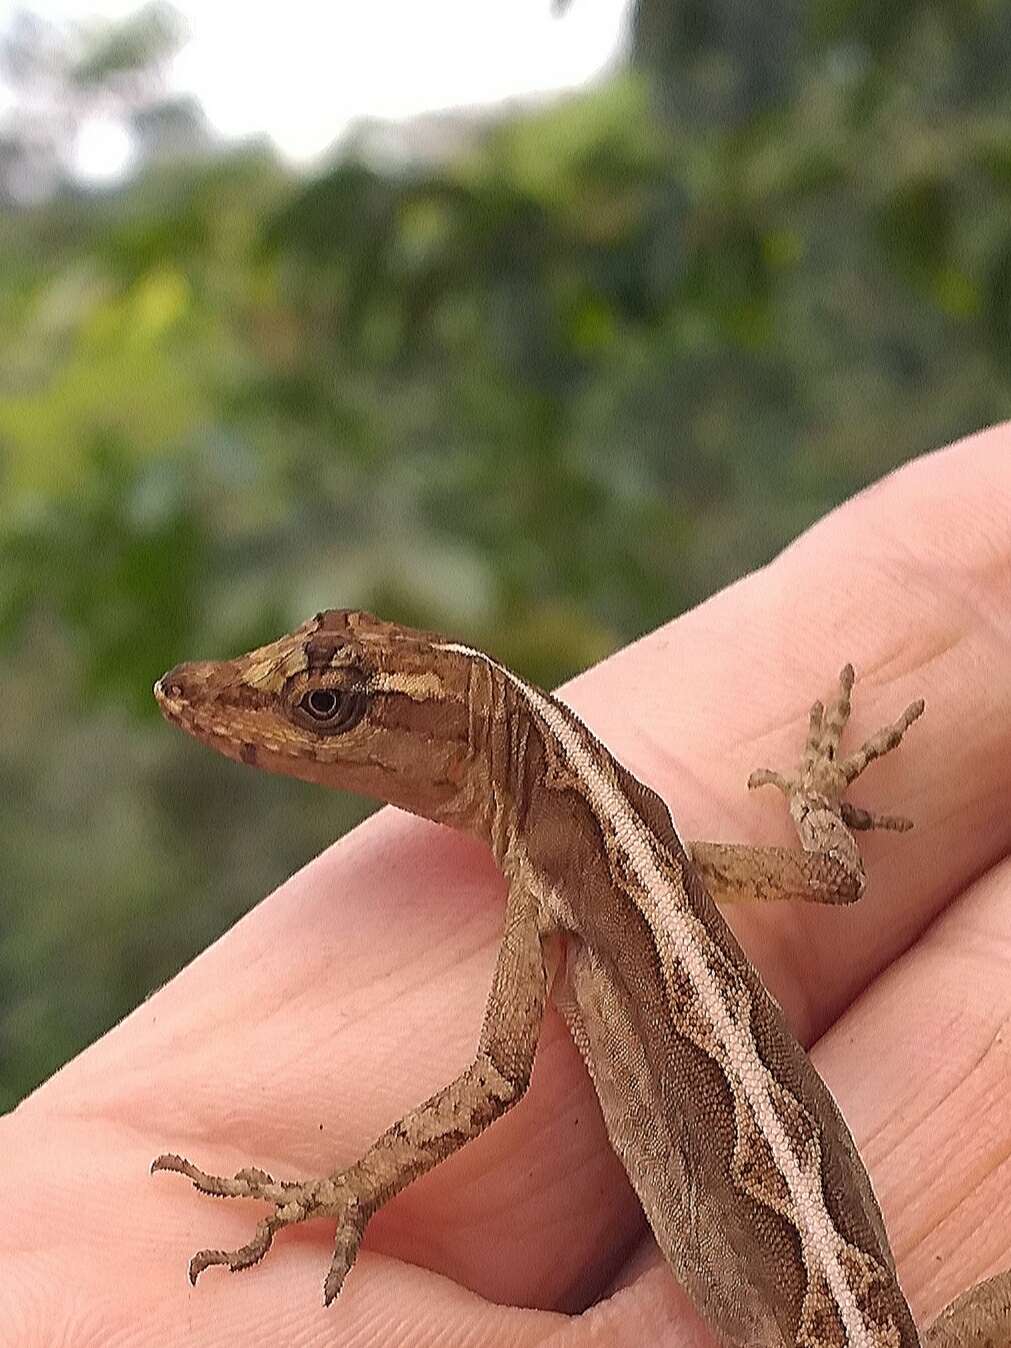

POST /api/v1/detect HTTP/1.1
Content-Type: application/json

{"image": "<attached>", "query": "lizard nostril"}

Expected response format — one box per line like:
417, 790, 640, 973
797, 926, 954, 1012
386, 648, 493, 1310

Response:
156, 664, 188, 702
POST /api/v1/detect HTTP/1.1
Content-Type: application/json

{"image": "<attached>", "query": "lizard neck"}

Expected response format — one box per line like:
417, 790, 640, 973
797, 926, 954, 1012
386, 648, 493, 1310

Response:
431, 641, 534, 865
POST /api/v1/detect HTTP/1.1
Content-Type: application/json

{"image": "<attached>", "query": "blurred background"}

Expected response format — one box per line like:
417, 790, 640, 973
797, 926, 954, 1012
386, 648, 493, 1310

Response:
3, 0, 1010, 1111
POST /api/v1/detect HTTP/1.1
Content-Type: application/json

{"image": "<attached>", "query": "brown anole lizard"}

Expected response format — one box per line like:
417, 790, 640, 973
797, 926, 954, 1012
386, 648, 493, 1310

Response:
152, 609, 1011, 1348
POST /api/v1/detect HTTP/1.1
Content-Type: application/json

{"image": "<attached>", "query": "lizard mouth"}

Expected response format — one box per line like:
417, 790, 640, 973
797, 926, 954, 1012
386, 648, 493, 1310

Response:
153, 659, 275, 770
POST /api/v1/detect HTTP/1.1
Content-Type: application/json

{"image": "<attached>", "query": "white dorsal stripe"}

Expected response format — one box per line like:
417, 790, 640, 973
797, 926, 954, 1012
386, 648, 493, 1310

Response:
437, 641, 880, 1348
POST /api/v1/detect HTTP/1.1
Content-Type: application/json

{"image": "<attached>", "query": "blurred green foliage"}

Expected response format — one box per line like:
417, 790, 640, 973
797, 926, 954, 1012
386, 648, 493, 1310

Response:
3, 0, 1011, 1109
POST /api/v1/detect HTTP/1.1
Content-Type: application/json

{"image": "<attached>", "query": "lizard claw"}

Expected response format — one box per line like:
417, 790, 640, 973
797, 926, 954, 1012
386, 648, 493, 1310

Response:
152, 1149, 369, 1300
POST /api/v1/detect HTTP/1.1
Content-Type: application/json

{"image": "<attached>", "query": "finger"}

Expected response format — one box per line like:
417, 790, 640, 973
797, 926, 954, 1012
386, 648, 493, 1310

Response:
573, 425, 1011, 1040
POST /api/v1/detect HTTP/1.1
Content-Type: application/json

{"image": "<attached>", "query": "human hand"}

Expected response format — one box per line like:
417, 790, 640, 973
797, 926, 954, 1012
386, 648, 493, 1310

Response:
3, 426, 1009, 1347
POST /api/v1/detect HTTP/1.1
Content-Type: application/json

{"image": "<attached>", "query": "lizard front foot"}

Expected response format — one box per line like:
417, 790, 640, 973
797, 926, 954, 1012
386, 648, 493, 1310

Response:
748, 663, 925, 824
151, 1152, 369, 1303
747, 664, 925, 893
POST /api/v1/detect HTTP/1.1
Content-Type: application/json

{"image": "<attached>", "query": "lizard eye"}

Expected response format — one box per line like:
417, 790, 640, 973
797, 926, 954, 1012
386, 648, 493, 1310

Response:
305, 689, 339, 718
296, 687, 367, 733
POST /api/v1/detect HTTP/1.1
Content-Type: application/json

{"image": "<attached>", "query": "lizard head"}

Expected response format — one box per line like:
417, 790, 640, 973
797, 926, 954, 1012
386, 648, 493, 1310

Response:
154, 610, 480, 825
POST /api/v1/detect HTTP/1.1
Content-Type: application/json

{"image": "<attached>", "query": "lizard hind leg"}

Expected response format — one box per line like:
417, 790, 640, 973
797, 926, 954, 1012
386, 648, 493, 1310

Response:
924, 1267, 1011, 1348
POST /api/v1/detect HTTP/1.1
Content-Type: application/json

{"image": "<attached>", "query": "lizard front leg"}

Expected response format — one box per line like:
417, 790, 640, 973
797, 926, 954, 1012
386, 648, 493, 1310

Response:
154, 888, 550, 1303
690, 663, 925, 906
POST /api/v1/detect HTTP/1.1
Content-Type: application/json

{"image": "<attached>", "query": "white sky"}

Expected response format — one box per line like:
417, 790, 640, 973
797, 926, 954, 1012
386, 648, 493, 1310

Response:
6, 1, 632, 177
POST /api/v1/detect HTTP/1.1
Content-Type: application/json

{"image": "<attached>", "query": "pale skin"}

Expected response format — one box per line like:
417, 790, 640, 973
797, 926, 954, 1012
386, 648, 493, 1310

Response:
2, 426, 1010, 1347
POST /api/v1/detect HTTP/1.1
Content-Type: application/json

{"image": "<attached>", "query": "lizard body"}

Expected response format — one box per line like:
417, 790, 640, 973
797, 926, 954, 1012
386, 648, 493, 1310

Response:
153, 609, 1010, 1348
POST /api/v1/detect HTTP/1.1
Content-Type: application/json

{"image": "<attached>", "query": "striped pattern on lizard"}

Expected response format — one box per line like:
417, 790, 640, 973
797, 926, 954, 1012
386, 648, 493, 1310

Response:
151, 610, 1011, 1348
